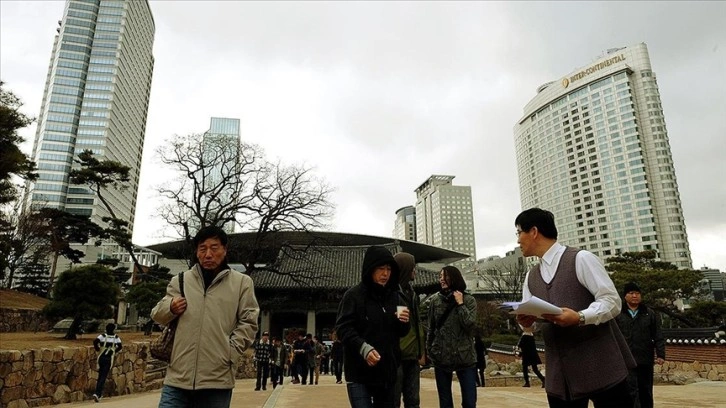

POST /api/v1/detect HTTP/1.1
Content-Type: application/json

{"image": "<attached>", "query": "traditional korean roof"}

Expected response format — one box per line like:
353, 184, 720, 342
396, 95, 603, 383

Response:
245, 244, 442, 291
147, 231, 467, 292
663, 327, 726, 345
146, 230, 469, 265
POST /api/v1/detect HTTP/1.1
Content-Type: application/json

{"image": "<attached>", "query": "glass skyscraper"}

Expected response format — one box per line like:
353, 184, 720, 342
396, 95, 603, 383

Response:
202, 117, 241, 234
27, 0, 155, 234
514, 43, 692, 268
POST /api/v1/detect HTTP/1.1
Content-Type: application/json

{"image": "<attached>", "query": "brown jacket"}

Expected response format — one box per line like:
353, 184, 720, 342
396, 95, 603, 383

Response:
151, 265, 259, 390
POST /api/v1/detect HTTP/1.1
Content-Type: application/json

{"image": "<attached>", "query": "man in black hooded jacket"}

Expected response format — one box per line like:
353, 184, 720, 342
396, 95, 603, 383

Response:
336, 245, 411, 408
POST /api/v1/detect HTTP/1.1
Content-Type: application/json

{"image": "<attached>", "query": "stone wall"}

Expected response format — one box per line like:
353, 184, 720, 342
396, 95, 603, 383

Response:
487, 343, 726, 385
0, 342, 148, 408
0, 308, 55, 333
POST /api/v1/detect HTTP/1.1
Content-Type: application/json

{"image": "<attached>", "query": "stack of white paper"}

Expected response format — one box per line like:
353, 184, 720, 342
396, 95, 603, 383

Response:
498, 296, 563, 318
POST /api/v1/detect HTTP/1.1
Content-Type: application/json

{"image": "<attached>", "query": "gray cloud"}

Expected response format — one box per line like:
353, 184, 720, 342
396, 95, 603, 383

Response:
1, 1, 724, 270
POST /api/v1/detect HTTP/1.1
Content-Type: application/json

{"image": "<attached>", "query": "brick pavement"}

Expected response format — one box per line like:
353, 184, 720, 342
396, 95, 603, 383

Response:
69, 373, 726, 407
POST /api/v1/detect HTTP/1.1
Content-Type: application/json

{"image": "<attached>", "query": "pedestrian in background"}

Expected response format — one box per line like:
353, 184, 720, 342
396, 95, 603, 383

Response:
517, 326, 545, 388
474, 333, 486, 388
92, 323, 122, 402
331, 331, 345, 384
254, 331, 272, 391
270, 336, 288, 389
616, 282, 665, 408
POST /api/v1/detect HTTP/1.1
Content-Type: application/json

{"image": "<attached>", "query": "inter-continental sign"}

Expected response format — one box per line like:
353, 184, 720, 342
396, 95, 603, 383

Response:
562, 54, 625, 88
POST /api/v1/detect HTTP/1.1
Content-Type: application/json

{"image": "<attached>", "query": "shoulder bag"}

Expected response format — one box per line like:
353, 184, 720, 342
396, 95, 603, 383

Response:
150, 272, 185, 362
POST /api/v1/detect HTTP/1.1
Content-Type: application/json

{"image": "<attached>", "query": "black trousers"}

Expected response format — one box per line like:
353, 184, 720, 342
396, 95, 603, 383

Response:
629, 364, 654, 408
546, 379, 634, 408
332, 359, 344, 382
95, 354, 112, 397
523, 363, 545, 384
255, 362, 270, 389
271, 365, 284, 387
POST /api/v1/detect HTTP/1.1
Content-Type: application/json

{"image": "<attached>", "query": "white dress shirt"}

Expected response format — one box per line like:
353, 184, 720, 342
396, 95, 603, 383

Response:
521, 242, 621, 325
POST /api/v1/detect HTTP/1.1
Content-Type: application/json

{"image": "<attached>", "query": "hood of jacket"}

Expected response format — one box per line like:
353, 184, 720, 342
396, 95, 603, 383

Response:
394, 252, 416, 286
361, 245, 399, 290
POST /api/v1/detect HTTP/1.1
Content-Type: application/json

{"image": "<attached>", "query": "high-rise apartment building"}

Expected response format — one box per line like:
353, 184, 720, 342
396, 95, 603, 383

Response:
393, 205, 416, 241
201, 117, 241, 234
514, 43, 691, 268
414, 175, 476, 268
27, 0, 155, 234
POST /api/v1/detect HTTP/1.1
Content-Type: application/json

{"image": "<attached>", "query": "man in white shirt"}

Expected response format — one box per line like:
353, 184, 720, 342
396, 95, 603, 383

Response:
514, 208, 635, 408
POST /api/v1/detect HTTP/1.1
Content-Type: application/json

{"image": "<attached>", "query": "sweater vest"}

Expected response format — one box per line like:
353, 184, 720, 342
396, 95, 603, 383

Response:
528, 246, 635, 400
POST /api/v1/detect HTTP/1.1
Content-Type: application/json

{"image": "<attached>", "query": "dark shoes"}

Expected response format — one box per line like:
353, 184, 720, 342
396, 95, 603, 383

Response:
336, 380, 343, 384
523, 383, 531, 387
254, 388, 260, 391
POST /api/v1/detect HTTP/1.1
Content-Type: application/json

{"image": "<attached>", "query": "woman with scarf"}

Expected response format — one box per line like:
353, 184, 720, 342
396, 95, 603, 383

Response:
427, 266, 478, 408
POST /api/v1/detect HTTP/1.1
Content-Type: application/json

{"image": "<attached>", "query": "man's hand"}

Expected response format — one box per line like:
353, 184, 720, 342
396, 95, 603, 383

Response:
516, 314, 537, 328
170, 296, 187, 315
542, 307, 580, 327
397, 308, 410, 323
365, 349, 381, 366
655, 357, 665, 365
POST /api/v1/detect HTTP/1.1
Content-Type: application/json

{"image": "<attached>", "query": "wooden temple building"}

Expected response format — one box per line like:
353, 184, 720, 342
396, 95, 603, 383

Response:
147, 231, 468, 342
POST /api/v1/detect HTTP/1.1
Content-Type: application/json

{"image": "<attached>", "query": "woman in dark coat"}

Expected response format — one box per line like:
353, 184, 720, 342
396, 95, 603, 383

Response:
517, 326, 545, 387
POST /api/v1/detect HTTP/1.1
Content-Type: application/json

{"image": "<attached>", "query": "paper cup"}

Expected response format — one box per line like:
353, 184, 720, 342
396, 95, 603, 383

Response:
396, 305, 408, 317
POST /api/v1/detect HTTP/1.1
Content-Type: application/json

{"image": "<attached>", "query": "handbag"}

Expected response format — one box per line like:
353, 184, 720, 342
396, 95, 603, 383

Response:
150, 272, 185, 362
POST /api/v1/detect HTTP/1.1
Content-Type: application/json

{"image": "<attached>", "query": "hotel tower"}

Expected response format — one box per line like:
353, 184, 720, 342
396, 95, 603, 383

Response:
27, 0, 155, 234
514, 43, 691, 268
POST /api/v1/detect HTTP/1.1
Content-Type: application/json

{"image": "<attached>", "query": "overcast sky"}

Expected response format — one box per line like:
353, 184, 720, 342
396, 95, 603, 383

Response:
2, 1, 725, 271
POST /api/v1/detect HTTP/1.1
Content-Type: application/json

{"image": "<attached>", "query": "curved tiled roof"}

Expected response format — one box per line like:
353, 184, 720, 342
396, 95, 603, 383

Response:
246, 244, 442, 291
662, 327, 726, 345
147, 231, 467, 291
147, 231, 469, 265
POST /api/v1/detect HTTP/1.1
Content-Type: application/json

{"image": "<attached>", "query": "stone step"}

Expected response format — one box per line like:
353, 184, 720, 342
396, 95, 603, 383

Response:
144, 378, 166, 392
145, 371, 165, 382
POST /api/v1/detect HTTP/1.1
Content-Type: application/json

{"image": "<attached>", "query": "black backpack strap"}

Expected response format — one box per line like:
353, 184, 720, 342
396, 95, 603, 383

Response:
427, 301, 457, 349
435, 302, 457, 331
179, 272, 185, 297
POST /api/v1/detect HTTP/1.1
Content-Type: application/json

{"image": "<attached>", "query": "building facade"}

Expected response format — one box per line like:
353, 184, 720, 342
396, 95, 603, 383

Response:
414, 175, 476, 268
201, 117, 241, 234
27, 0, 155, 234
514, 43, 692, 268
393, 205, 416, 241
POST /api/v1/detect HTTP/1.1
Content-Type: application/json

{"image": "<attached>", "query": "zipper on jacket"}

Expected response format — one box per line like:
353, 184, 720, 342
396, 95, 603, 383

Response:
191, 267, 229, 389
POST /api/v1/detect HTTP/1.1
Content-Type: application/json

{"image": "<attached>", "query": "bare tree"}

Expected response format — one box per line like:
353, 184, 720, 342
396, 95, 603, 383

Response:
155, 133, 335, 273
473, 261, 530, 302
156, 133, 264, 241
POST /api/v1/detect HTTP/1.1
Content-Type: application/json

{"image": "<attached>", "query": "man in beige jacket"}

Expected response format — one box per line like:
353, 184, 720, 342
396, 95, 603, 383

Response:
151, 226, 259, 408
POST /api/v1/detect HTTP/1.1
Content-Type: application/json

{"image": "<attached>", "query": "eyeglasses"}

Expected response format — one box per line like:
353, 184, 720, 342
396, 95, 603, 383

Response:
515, 230, 525, 237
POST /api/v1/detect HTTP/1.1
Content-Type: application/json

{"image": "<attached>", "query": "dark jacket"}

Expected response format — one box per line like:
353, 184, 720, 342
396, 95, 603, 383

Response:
335, 246, 410, 385
517, 334, 541, 367
270, 343, 288, 368
426, 290, 477, 372
331, 339, 344, 360
395, 252, 425, 361
615, 303, 665, 366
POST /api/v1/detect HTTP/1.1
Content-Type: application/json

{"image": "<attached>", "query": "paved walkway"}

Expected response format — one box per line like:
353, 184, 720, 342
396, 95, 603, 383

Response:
70, 374, 726, 407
